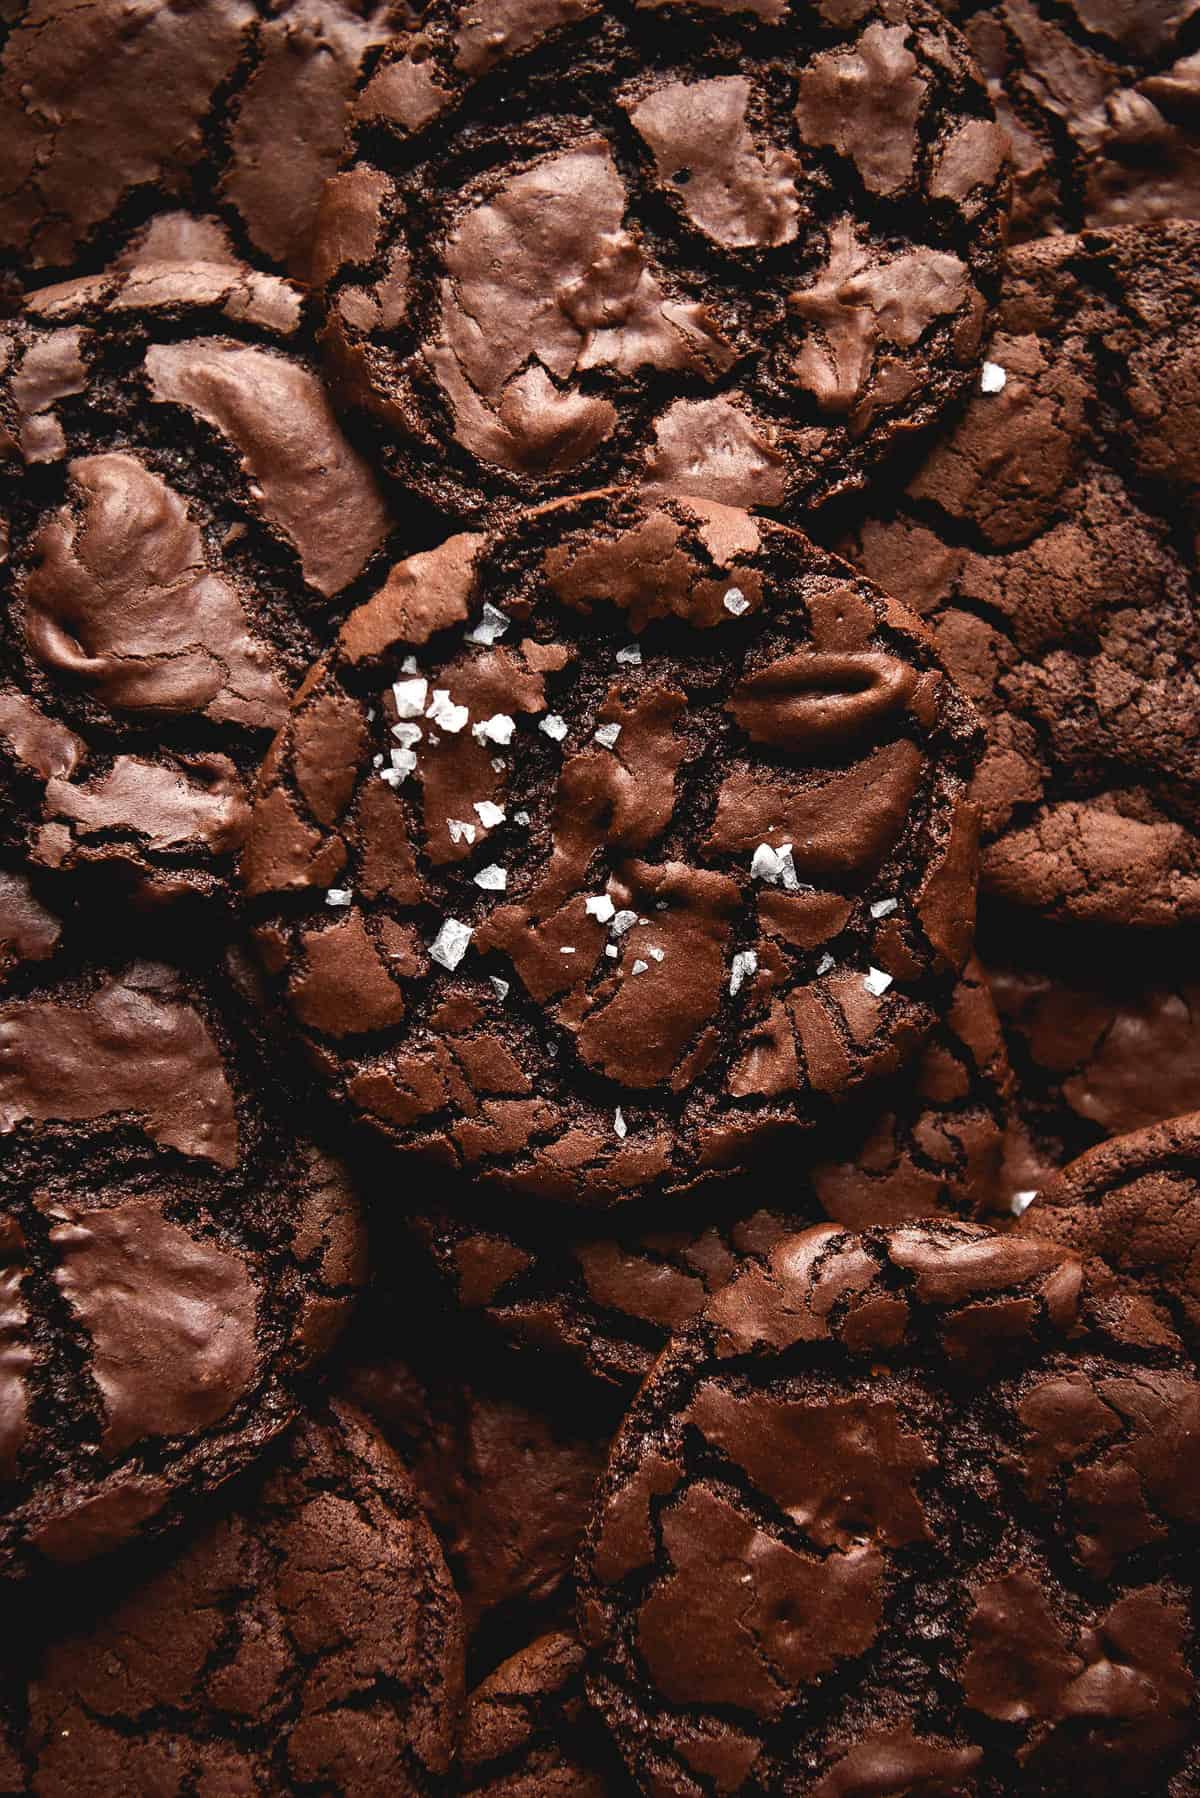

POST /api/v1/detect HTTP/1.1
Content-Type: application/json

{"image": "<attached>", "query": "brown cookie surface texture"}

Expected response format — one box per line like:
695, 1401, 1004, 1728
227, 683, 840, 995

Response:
315, 0, 1010, 523
579, 1219, 1200, 1793
242, 487, 982, 1207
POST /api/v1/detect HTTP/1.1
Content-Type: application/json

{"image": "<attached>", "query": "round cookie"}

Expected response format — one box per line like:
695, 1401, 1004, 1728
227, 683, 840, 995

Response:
579, 1219, 1200, 1794
3, 1401, 465, 1794
242, 487, 983, 1206
0, 252, 392, 906
460, 1631, 624, 1797
0, 0, 412, 292
941, 0, 1200, 240
315, 0, 1009, 523
0, 879, 366, 1579
414, 957, 1014, 1387
834, 220, 1200, 928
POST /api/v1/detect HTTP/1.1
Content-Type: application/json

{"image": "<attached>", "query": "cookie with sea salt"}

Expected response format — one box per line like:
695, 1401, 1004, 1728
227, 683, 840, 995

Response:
413, 957, 1014, 1387
579, 1219, 1200, 1794
0, 252, 391, 906
833, 220, 1200, 929
0, 877, 365, 1579
314, 0, 1009, 523
241, 487, 983, 1207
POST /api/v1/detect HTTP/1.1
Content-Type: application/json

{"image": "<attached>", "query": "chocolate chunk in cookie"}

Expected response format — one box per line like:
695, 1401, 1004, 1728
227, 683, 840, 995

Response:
580, 1219, 1200, 1793
315, 0, 1009, 522
834, 221, 1200, 929
242, 488, 982, 1206
0, 254, 391, 906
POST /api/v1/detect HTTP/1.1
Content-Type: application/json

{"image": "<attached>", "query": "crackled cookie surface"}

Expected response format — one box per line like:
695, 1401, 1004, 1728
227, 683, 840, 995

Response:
579, 1219, 1200, 1794
315, 0, 1009, 522
836, 221, 1200, 929
0, 876, 365, 1579
0, 0, 411, 289
243, 488, 981, 1206
461, 1631, 623, 1797
0, 252, 391, 905
3, 1402, 464, 1795
414, 957, 1013, 1386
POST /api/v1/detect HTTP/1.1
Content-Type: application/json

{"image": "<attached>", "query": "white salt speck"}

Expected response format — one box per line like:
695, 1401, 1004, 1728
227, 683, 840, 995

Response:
372, 753, 383, 768
594, 721, 622, 749
474, 800, 506, 828
447, 818, 477, 845
489, 976, 510, 1001
864, 966, 893, 997
491, 757, 507, 773
325, 887, 353, 907
474, 863, 508, 891
631, 959, 649, 975
379, 767, 402, 787
388, 746, 418, 779
723, 586, 750, 616
400, 655, 419, 674
816, 953, 835, 975
430, 918, 472, 970
980, 360, 1007, 394
466, 601, 510, 646
366, 707, 375, 722
610, 909, 638, 936
514, 810, 531, 826
427, 689, 469, 733
647, 946, 665, 962
614, 1106, 628, 1139
750, 842, 798, 889
1011, 1189, 1038, 1217
540, 713, 569, 741
616, 645, 642, 666
392, 676, 427, 719
586, 894, 616, 922
605, 944, 618, 958
391, 720, 422, 748
560, 945, 576, 954
729, 950, 757, 996
870, 897, 898, 919
473, 713, 516, 746
655, 901, 668, 911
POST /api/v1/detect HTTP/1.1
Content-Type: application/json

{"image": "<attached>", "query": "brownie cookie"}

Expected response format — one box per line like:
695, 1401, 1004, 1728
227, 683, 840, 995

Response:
461, 1631, 625, 1797
579, 1219, 1200, 1794
2, 1401, 464, 1794
941, 0, 1200, 240
242, 488, 983, 1206
1016, 1111, 1200, 1355
0, 889, 366, 1579
834, 221, 1200, 929
414, 958, 1014, 1387
315, 0, 1009, 524
0, 0, 411, 292
0, 253, 392, 905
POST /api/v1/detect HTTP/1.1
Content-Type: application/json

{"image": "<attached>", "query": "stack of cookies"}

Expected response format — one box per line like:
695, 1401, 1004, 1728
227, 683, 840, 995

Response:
1, 0, 1198, 1789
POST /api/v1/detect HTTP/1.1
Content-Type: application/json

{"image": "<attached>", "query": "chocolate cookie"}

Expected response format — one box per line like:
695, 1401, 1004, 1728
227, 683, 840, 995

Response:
414, 957, 1013, 1387
242, 487, 983, 1206
0, 253, 392, 906
0, 0, 410, 292
833, 221, 1200, 929
2, 1400, 464, 1794
315, 0, 1009, 524
941, 0, 1200, 240
461, 1632, 624, 1797
0, 882, 366, 1579
579, 1220, 1200, 1794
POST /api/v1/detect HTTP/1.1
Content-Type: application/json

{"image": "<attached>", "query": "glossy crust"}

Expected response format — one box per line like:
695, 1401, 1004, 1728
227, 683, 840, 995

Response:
0, 874, 365, 1580
241, 487, 983, 1206
580, 1219, 1200, 1794
461, 1631, 623, 1796
837, 221, 1200, 928
315, 0, 1009, 523
0, 252, 391, 907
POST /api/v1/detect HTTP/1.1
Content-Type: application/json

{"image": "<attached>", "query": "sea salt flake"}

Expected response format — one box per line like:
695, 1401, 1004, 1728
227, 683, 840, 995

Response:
614, 1106, 627, 1139
729, 950, 757, 996
864, 966, 893, 997
1012, 1189, 1038, 1217
750, 842, 797, 888
427, 689, 469, 733
586, 894, 616, 922
631, 959, 649, 975
392, 677, 427, 719
816, 953, 835, 975
723, 586, 750, 616
514, 810, 531, 826
980, 360, 1007, 394
489, 977, 510, 1001
400, 655, 419, 674
474, 800, 506, 828
491, 757, 507, 772
473, 712, 516, 746
560, 945, 576, 954
539, 713, 569, 741
447, 818, 477, 845
474, 863, 507, 891
605, 944, 618, 958
379, 767, 402, 787
388, 746, 417, 778
430, 918, 472, 971
616, 645, 642, 665
610, 910, 637, 936
647, 946, 665, 962
372, 753, 383, 768
391, 721, 422, 748
594, 722, 622, 748
870, 897, 898, 919
325, 888, 353, 907
466, 601, 510, 646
